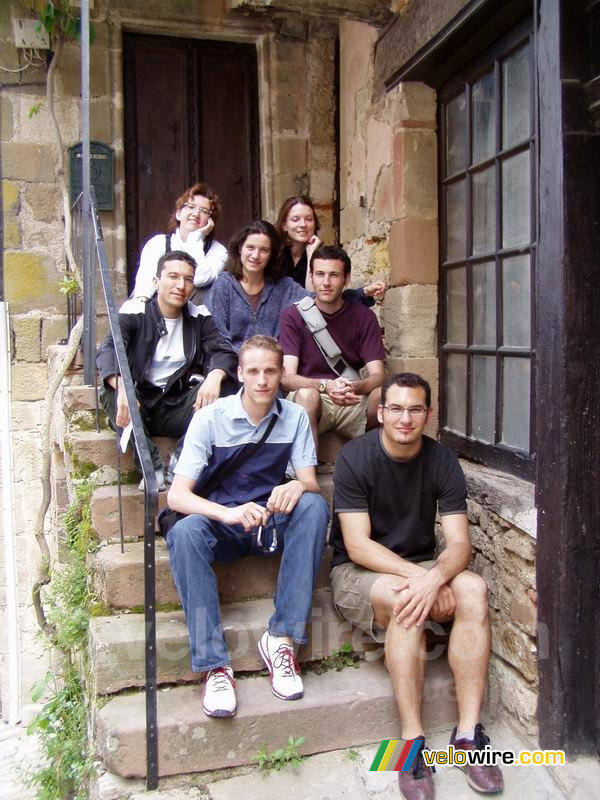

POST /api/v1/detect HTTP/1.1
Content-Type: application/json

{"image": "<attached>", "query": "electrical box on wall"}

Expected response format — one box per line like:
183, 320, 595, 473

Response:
12, 19, 50, 49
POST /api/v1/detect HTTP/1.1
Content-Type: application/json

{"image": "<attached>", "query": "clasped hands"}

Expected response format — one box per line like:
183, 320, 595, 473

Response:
221, 480, 305, 531
326, 376, 361, 407
391, 571, 456, 630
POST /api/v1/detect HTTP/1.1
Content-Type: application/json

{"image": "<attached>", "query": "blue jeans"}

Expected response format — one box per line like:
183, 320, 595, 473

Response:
166, 492, 329, 672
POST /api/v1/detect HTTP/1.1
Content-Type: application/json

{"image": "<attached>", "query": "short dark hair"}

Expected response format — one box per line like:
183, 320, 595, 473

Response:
239, 335, 284, 368
381, 373, 431, 408
275, 195, 321, 240
156, 250, 197, 277
309, 244, 351, 276
226, 220, 284, 283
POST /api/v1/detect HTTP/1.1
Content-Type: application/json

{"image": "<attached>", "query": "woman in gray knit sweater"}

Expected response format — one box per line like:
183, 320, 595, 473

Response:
205, 220, 308, 353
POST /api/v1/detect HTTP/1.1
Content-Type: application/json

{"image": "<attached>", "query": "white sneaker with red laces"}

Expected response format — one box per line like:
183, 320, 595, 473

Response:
258, 631, 303, 700
202, 666, 236, 718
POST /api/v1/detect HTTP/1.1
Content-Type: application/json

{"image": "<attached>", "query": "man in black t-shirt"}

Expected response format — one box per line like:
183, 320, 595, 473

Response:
331, 373, 503, 800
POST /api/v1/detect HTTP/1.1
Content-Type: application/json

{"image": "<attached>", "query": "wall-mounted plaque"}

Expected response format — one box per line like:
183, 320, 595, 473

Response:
69, 140, 114, 211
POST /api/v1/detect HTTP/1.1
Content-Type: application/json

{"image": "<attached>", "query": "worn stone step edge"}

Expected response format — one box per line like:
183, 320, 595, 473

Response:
91, 539, 333, 610
62, 384, 98, 415
96, 658, 457, 779
90, 474, 334, 543
88, 588, 383, 695
65, 430, 179, 473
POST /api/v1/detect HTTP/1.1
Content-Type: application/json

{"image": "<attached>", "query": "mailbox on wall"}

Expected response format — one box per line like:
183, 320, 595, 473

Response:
69, 141, 115, 211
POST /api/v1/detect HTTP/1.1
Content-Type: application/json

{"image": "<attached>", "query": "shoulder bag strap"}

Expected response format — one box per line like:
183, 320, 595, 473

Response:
193, 404, 279, 498
294, 296, 360, 380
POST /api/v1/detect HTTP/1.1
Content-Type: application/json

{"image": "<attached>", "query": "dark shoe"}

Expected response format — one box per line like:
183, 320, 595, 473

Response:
450, 723, 504, 794
398, 736, 435, 800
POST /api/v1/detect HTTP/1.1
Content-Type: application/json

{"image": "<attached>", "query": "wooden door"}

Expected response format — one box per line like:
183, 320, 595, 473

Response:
123, 33, 261, 291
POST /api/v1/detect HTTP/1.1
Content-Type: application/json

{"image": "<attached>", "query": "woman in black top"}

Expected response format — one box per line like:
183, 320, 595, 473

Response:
275, 195, 386, 299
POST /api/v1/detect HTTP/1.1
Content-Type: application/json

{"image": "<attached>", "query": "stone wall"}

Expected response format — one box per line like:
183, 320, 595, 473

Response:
339, 18, 439, 434
0, 0, 338, 713
464, 463, 538, 735
338, 16, 540, 736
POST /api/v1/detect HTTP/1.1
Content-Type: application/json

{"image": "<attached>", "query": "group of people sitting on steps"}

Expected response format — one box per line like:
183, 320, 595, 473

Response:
96, 183, 504, 799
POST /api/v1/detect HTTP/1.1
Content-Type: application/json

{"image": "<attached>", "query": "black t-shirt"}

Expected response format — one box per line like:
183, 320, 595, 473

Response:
331, 430, 468, 567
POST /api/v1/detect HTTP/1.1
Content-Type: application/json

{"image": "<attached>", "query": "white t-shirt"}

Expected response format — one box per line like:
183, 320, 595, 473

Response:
147, 316, 186, 388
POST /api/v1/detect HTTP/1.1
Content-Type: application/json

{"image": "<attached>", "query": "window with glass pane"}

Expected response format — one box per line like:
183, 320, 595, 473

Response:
440, 29, 535, 476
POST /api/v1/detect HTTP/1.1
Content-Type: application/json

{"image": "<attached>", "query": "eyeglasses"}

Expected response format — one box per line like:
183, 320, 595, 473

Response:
162, 272, 194, 285
381, 405, 428, 418
255, 523, 278, 553
182, 203, 212, 217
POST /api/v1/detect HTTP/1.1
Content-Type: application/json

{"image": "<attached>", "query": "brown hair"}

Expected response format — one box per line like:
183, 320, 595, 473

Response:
226, 220, 284, 283
166, 182, 222, 233
309, 244, 352, 276
239, 335, 284, 368
275, 195, 321, 243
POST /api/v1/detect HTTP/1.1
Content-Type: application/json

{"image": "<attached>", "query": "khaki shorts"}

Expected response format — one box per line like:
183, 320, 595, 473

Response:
330, 559, 437, 643
287, 391, 368, 439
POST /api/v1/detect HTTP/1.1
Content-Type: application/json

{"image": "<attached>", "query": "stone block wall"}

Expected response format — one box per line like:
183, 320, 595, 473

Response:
339, 17, 540, 737
463, 463, 539, 735
260, 19, 337, 240
0, 0, 339, 714
339, 18, 438, 434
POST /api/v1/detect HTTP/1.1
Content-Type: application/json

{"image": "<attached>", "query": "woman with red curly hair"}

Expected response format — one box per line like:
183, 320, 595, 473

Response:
133, 182, 227, 303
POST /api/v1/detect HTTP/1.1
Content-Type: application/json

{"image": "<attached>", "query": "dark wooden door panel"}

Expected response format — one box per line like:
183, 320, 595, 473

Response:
123, 33, 260, 290
198, 47, 260, 246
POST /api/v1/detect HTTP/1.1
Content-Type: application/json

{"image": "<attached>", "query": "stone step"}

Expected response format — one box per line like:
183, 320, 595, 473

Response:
91, 485, 169, 542
62, 384, 98, 415
317, 430, 349, 464
66, 431, 178, 473
89, 588, 382, 695
90, 475, 334, 543
92, 539, 333, 610
96, 657, 457, 779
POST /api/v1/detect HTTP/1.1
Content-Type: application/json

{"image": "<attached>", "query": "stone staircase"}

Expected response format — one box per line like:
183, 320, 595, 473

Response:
58, 383, 459, 791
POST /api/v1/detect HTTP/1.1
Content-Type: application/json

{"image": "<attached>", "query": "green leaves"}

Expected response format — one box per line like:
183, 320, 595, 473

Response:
36, 1, 96, 46
28, 103, 44, 119
26, 480, 96, 799
311, 641, 362, 674
252, 736, 306, 774
59, 274, 80, 297
26, 666, 94, 800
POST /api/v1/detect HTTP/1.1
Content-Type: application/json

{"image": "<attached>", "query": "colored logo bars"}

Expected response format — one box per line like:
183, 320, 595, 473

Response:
370, 739, 420, 772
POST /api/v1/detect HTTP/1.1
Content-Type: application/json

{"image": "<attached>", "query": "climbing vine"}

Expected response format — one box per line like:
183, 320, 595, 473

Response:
27, 481, 97, 799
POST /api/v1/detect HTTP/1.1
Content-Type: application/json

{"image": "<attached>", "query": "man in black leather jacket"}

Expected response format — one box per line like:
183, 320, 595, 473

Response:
96, 250, 238, 489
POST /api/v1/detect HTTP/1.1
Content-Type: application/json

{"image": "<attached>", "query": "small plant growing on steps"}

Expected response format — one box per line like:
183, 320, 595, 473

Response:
252, 736, 306, 775
312, 641, 362, 674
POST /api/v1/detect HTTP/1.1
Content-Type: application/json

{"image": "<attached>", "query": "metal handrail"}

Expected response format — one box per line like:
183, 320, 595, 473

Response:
73, 191, 160, 788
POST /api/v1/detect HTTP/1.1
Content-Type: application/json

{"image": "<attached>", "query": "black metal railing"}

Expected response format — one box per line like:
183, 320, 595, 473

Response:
72, 190, 160, 788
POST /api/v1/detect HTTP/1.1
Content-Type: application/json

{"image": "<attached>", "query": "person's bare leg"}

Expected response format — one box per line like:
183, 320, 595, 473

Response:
366, 387, 380, 430
447, 570, 491, 731
292, 387, 321, 447
370, 575, 427, 739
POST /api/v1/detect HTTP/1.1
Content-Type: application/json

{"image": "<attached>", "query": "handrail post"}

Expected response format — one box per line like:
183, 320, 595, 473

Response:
81, 0, 95, 385
87, 191, 159, 788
